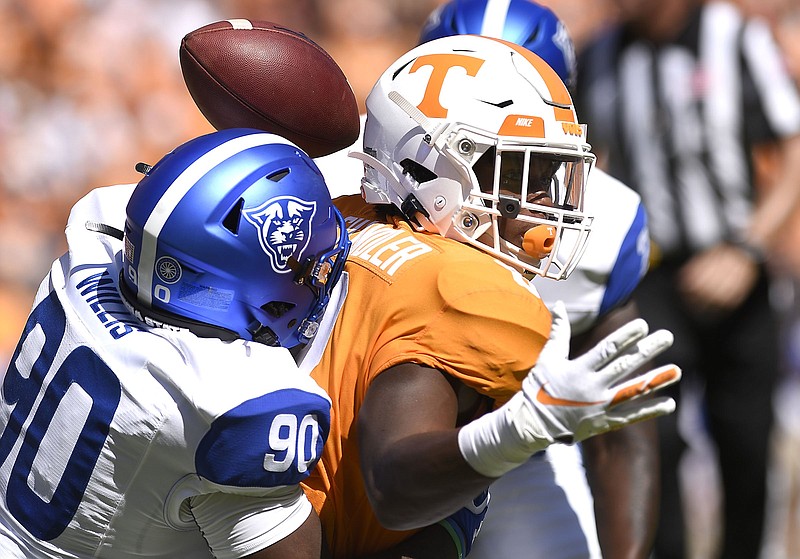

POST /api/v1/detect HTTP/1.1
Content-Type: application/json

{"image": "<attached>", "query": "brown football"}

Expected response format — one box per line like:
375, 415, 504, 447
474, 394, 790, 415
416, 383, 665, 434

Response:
180, 19, 360, 158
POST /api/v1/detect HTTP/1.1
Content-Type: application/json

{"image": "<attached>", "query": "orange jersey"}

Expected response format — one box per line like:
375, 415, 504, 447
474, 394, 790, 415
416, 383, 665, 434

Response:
302, 195, 551, 558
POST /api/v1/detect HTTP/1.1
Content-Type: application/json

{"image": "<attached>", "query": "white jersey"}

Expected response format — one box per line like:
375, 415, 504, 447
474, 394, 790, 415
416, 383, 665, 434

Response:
531, 167, 649, 333
316, 128, 649, 559
0, 185, 332, 559
313, 114, 368, 199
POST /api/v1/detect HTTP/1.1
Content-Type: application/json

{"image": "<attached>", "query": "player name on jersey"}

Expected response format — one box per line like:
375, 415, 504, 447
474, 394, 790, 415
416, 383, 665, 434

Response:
345, 216, 433, 276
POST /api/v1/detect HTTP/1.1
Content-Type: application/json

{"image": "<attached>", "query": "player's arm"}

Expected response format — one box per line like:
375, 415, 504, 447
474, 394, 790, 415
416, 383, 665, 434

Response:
355, 494, 489, 559
189, 489, 328, 559
358, 362, 495, 529
572, 299, 660, 559
243, 511, 327, 559
358, 302, 680, 531
190, 369, 333, 559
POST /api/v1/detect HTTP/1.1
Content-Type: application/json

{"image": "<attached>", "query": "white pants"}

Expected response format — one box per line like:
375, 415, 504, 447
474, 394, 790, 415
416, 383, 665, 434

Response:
469, 444, 601, 559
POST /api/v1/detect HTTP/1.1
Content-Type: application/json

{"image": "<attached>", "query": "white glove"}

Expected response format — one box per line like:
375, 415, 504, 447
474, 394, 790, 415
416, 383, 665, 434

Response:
458, 301, 681, 478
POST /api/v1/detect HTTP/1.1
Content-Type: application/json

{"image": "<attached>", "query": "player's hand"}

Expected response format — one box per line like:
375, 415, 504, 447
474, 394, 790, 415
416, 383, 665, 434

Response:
437, 490, 490, 559
458, 301, 680, 477
522, 300, 680, 445
678, 243, 758, 316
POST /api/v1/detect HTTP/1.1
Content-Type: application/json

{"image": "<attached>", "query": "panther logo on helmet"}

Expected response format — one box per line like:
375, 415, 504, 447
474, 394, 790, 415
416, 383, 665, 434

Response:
243, 196, 317, 274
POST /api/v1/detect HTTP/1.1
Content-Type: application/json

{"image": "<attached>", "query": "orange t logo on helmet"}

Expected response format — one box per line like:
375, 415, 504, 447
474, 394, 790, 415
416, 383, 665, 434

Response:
408, 37, 577, 128
410, 53, 485, 118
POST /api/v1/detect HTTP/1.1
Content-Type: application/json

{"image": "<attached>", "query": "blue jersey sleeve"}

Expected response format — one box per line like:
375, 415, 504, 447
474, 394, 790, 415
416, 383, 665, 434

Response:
196, 388, 331, 488
598, 202, 649, 317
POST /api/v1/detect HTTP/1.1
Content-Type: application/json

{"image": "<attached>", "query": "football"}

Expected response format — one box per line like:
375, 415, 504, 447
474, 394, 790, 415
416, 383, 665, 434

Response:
180, 19, 360, 158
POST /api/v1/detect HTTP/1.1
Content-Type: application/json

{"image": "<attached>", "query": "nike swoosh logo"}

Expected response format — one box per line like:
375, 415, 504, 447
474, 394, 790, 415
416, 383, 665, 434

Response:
610, 366, 681, 406
536, 385, 602, 407
479, 99, 513, 108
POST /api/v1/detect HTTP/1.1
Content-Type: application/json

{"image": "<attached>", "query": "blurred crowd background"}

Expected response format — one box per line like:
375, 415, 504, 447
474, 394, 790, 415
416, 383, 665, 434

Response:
1, 0, 799, 557
0, 0, 618, 366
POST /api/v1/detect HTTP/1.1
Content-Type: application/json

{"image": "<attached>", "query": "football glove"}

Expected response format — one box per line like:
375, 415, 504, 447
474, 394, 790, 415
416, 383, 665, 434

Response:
458, 300, 681, 477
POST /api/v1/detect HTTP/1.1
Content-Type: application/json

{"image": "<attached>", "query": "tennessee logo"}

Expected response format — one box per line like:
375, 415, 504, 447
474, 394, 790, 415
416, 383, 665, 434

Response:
408, 39, 577, 126
243, 196, 316, 274
411, 53, 484, 118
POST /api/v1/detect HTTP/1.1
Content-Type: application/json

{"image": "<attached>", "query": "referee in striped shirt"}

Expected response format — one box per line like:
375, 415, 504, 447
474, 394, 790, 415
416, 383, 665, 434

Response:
574, 1, 800, 558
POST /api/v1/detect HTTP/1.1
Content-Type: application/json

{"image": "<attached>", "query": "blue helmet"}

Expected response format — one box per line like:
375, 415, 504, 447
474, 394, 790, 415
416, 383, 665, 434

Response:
418, 0, 577, 87
120, 128, 350, 348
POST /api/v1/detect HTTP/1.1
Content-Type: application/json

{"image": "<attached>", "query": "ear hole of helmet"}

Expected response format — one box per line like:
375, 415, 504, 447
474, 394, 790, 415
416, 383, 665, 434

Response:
262, 300, 296, 319
400, 158, 436, 183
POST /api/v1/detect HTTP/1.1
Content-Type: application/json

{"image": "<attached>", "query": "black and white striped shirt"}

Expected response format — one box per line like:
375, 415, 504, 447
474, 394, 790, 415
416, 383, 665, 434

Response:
575, 1, 800, 262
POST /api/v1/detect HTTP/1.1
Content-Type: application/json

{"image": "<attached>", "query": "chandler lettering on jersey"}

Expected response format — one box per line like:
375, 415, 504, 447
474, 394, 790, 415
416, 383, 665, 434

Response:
346, 219, 433, 277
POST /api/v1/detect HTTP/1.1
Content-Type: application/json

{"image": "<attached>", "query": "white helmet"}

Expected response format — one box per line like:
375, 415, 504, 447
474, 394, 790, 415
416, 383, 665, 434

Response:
354, 34, 595, 279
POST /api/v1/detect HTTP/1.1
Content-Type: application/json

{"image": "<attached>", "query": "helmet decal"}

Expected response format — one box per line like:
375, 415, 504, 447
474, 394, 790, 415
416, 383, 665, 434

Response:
407, 40, 576, 127
243, 196, 317, 274
156, 256, 182, 284
411, 53, 485, 118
